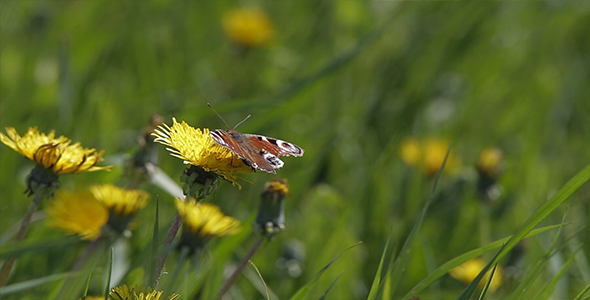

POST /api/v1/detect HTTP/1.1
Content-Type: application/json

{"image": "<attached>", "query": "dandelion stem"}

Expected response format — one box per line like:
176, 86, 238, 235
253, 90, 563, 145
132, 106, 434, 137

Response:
154, 213, 182, 286
216, 237, 264, 300
0, 189, 45, 288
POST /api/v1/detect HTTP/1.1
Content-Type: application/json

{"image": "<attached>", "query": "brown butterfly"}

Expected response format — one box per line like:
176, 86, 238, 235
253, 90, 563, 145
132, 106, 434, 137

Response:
208, 104, 304, 174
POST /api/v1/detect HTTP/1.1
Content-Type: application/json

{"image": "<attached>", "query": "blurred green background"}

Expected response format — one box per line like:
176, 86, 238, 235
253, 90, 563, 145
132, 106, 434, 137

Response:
1, 1, 590, 299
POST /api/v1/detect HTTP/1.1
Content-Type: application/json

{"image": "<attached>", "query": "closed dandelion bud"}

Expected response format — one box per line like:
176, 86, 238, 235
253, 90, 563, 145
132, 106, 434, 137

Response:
476, 147, 504, 200
256, 178, 289, 238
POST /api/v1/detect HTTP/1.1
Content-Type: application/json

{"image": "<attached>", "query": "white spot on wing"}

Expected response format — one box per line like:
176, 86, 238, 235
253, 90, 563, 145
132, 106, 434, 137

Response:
277, 140, 302, 155
210, 131, 228, 146
263, 151, 284, 168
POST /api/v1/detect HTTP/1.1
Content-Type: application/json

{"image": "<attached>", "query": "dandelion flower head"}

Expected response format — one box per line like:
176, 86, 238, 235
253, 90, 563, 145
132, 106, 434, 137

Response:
90, 184, 150, 217
0, 127, 111, 175
399, 138, 461, 176
176, 199, 242, 239
110, 284, 180, 300
152, 118, 253, 186
222, 7, 275, 47
46, 189, 108, 240
450, 258, 503, 291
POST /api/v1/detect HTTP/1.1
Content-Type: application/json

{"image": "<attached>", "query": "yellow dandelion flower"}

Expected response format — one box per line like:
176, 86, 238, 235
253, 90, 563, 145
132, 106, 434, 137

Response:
79, 296, 106, 300
399, 138, 460, 176
0, 127, 111, 175
422, 139, 457, 175
110, 284, 180, 300
399, 138, 421, 167
176, 199, 241, 250
222, 7, 275, 47
477, 147, 503, 178
152, 118, 252, 186
450, 258, 503, 292
90, 184, 150, 217
88, 184, 149, 234
46, 189, 108, 240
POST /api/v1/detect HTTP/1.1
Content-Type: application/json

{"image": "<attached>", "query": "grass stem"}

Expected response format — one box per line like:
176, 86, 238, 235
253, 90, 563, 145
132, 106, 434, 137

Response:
0, 190, 45, 289
154, 213, 182, 286
216, 237, 264, 300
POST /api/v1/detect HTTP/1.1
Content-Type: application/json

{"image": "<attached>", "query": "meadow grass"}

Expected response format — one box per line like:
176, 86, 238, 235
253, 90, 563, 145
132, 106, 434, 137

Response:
1, 1, 590, 299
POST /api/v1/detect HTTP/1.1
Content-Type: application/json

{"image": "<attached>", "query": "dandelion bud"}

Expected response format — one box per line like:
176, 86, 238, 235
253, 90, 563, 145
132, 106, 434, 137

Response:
256, 178, 290, 239
476, 147, 504, 200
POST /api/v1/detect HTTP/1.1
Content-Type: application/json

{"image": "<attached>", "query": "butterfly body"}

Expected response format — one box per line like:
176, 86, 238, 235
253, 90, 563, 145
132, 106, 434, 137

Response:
210, 129, 304, 174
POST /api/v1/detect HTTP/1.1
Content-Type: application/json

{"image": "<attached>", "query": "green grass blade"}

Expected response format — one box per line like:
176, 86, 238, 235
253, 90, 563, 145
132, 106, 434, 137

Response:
81, 260, 95, 300
389, 144, 451, 295
276, 28, 384, 101
491, 163, 590, 263
288, 241, 361, 300
0, 236, 81, 259
506, 211, 569, 300
536, 246, 582, 300
433, 163, 589, 300
477, 263, 497, 300
249, 261, 270, 300
380, 253, 396, 300
148, 198, 160, 286
0, 272, 82, 296
402, 224, 562, 298
366, 229, 392, 300
456, 244, 506, 300
104, 247, 114, 298
574, 283, 590, 300
318, 271, 343, 300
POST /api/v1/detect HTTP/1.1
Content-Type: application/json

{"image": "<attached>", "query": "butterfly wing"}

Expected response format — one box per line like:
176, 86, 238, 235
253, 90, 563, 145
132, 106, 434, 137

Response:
242, 134, 305, 157
210, 130, 304, 174
210, 129, 277, 173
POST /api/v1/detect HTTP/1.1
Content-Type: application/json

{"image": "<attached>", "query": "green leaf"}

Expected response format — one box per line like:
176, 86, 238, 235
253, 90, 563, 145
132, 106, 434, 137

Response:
288, 242, 361, 300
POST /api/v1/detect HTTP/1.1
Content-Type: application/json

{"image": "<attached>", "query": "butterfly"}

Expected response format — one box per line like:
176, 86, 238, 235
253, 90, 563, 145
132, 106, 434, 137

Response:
208, 104, 304, 174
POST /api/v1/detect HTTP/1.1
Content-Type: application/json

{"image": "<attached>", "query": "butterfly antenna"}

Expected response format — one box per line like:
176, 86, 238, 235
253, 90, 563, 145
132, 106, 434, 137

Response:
207, 103, 232, 129
233, 114, 251, 129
